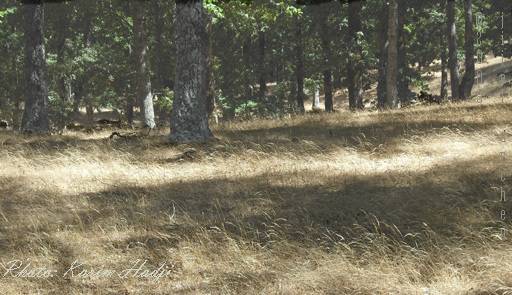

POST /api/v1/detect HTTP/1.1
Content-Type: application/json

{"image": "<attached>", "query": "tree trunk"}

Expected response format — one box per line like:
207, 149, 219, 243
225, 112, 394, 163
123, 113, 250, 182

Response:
153, 0, 168, 92
170, 0, 213, 143
447, 0, 460, 100
385, 0, 399, 108
320, 15, 333, 112
257, 31, 266, 99
295, 16, 305, 113
206, 16, 215, 116
397, 0, 410, 104
242, 37, 253, 98
377, 5, 388, 109
347, 0, 364, 110
440, 34, 449, 100
460, 0, 475, 99
21, 1, 50, 133
133, 0, 155, 129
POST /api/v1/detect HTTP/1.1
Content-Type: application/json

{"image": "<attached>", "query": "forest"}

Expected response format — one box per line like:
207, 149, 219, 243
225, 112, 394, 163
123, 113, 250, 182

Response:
0, 0, 512, 294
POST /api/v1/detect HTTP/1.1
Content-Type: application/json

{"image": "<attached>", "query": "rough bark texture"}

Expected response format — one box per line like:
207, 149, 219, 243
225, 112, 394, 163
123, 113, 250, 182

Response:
447, 0, 460, 100
170, 0, 213, 143
295, 16, 305, 113
385, 0, 399, 108
377, 5, 388, 109
206, 17, 215, 116
460, 0, 475, 99
21, 1, 50, 133
133, 0, 155, 129
347, 0, 364, 110
257, 31, 266, 99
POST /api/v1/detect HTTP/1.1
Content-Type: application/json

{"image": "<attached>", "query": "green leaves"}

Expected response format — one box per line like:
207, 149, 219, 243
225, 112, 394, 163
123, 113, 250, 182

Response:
0, 7, 16, 24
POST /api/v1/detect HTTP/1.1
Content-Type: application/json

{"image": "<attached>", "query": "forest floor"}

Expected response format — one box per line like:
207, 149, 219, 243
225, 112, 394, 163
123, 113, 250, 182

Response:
2, 95, 512, 294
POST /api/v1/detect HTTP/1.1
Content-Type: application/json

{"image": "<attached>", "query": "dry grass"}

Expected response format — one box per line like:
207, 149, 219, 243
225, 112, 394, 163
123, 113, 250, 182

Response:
1, 96, 512, 294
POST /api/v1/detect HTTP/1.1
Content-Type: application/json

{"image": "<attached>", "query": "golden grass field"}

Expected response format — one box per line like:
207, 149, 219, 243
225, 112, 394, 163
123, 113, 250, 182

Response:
1, 96, 512, 294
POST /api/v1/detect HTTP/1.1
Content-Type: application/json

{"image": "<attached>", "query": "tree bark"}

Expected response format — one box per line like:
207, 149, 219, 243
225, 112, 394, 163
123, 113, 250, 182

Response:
133, 0, 155, 129
460, 0, 475, 99
347, 0, 364, 110
295, 16, 305, 113
447, 0, 460, 100
206, 15, 215, 116
21, 1, 50, 133
320, 14, 333, 112
397, 0, 410, 104
377, 5, 388, 109
170, 0, 213, 143
440, 34, 449, 100
385, 0, 399, 108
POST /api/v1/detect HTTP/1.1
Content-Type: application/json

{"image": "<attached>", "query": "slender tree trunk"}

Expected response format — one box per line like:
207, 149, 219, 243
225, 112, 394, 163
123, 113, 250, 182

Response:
133, 0, 155, 129
295, 16, 305, 113
397, 0, 410, 104
320, 15, 333, 112
440, 35, 449, 100
85, 98, 94, 126
21, 1, 50, 133
170, 0, 212, 143
377, 5, 388, 109
242, 37, 253, 98
347, 0, 364, 110
257, 31, 266, 99
153, 0, 167, 91
460, 0, 475, 99
447, 0, 460, 100
385, 0, 399, 108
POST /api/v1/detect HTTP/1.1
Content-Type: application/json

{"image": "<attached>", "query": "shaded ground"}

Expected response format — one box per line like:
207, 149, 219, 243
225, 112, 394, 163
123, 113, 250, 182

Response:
1, 97, 512, 294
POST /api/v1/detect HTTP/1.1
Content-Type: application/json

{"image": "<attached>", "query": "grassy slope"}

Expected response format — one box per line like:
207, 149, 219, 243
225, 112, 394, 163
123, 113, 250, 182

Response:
1, 97, 512, 294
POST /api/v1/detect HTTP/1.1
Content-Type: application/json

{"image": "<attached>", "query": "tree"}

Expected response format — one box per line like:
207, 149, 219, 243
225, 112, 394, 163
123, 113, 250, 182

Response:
460, 0, 475, 99
170, 0, 213, 143
133, 0, 155, 129
347, 0, 364, 110
447, 0, 460, 100
376, 3, 388, 109
21, 0, 49, 133
385, 0, 399, 108
318, 5, 333, 112
294, 14, 305, 113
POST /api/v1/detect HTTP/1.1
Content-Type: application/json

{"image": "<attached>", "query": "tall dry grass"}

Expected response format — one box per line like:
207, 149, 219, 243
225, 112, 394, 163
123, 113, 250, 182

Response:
1, 96, 512, 294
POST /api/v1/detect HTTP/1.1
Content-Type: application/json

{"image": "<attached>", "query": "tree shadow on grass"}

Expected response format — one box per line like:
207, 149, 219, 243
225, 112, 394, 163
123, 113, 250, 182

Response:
73, 152, 511, 248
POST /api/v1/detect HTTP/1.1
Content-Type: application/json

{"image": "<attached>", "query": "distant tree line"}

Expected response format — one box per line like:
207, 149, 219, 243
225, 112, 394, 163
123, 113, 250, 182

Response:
0, 0, 510, 142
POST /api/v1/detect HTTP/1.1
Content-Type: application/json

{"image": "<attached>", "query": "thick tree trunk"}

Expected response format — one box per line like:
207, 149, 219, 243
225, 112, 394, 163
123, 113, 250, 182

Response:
133, 0, 155, 129
295, 16, 305, 113
257, 31, 266, 99
347, 0, 364, 110
377, 5, 388, 109
447, 0, 461, 100
460, 0, 475, 99
385, 0, 399, 108
170, 0, 213, 143
206, 16, 215, 116
21, 1, 50, 133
